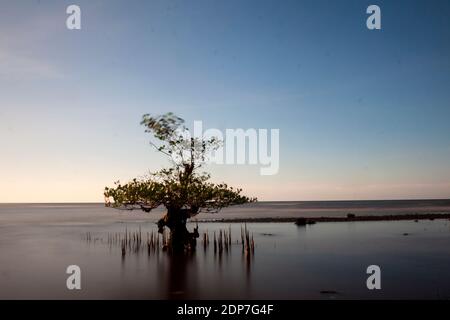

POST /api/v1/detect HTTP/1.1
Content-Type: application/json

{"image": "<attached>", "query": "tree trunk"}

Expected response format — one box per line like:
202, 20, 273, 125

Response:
158, 207, 199, 252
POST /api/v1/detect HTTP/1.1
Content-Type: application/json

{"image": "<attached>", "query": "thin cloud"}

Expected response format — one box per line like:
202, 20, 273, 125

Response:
0, 48, 64, 80
0, 5, 65, 80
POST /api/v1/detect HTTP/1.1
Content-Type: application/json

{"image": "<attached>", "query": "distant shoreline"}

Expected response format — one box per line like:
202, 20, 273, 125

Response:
195, 213, 450, 223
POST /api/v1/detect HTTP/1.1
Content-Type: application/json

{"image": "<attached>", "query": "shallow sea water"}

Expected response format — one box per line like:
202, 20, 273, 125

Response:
1, 203, 450, 299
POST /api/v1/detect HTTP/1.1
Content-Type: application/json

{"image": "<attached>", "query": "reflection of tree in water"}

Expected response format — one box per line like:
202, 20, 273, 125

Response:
240, 225, 255, 281
243, 244, 255, 280
83, 225, 255, 298
165, 251, 196, 299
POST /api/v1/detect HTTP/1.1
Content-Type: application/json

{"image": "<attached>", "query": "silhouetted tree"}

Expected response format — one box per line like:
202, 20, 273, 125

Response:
105, 113, 255, 252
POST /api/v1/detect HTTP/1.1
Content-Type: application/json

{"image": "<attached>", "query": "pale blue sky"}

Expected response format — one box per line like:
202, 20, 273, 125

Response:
1, 0, 450, 202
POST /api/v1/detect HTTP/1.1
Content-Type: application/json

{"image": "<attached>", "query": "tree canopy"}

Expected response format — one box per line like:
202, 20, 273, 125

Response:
104, 112, 256, 218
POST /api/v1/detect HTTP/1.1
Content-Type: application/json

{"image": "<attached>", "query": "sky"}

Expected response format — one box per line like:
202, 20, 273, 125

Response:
1, 0, 450, 202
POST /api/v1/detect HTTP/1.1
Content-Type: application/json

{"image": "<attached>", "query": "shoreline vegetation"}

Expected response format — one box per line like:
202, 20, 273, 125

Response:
195, 213, 450, 224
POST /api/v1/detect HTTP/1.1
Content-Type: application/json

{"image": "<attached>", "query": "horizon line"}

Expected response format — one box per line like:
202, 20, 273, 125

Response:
1, 197, 449, 205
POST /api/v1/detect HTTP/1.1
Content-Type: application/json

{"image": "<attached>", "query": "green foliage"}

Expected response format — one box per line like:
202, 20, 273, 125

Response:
105, 113, 256, 215
104, 179, 164, 212
140, 112, 220, 167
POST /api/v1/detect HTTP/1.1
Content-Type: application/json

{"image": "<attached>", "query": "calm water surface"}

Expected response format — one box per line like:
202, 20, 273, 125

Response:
1, 203, 450, 299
